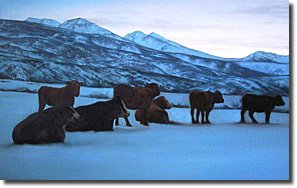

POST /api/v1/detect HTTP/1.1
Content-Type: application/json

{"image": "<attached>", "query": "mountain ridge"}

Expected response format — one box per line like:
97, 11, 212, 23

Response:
24, 17, 289, 61
25, 17, 61, 27
124, 30, 227, 60
0, 18, 289, 96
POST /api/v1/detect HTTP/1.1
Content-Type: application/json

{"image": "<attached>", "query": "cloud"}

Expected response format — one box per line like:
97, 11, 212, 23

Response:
228, 1, 288, 19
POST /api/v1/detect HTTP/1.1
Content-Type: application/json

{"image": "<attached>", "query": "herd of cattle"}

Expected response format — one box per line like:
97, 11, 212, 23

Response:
12, 80, 285, 145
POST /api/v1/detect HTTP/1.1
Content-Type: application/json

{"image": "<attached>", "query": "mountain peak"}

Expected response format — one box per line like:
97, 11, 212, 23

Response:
125, 31, 146, 38
25, 17, 61, 27
59, 18, 111, 35
243, 51, 289, 63
61, 18, 91, 25
124, 31, 148, 42
149, 32, 168, 41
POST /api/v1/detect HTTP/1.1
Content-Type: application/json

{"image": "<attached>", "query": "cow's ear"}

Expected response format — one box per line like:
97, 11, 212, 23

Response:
79, 82, 83, 86
66, 81, 70, 85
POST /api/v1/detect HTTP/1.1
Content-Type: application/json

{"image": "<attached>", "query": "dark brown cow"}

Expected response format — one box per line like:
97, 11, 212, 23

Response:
240, 94, 285, 124
189, 90, 224, 124
135, 96, 172, 124
12, 105, 80, 145
66, 97, 130, 132
114, 83, 160, 126
38, 80, 81, 112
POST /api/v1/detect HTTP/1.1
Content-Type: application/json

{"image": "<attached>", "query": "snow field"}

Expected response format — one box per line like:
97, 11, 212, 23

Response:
0, 91, 289, 180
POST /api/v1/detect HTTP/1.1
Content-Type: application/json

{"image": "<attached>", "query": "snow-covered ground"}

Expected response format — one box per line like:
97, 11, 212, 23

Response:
0, 90, 289, 180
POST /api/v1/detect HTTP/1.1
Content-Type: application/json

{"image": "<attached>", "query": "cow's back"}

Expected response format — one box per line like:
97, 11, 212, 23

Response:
75, 101, 108, 120
38, 86, 70, 106
38, 86, 60, 98
189, 91, 212, 109
135, 102, 169, 124
242, 94, 275, 112
114, 84, 135, 108
114, 84, 153, 110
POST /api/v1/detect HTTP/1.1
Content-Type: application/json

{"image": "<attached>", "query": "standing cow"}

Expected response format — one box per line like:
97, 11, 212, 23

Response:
114, 83, 160, 126
189, 90, 224, 124
38, 80, 81, 112
240, 94, 285, 124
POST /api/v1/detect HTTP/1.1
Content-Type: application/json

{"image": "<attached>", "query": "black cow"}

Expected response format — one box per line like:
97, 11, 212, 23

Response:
12, 105, 80, 145
240, 94, 285, 124
66, 97, 130, 132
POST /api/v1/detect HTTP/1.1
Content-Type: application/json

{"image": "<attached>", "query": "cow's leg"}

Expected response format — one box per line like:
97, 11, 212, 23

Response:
191, 108, 196, 124
265, 111, 271, 124
124, 116, 132, 127
240, 109, 246, 123
201, 111, 205, 124
196, 108, 200, 124
38, 98, 46, 112
70, 97, 75, 107
205, 110, 211, 124
163, 113, 170, 124
115, 117, 119, 126
249, 111, 258, 124
142, 109, 149, 126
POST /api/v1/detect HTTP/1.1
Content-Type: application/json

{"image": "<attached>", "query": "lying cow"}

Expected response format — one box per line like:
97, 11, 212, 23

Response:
12, 105, 80, 145
38, 80, 81, 112
240, 94, 285, 123
135, 96, 172, 124
66, 97, 130, 132
189, 90, 224, 124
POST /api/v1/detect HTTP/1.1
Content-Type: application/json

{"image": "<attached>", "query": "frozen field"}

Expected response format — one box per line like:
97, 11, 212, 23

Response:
0, 91, 289, 180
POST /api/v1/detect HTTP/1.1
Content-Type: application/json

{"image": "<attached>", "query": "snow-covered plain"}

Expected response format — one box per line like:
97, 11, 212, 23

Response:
0, 90, 289, 180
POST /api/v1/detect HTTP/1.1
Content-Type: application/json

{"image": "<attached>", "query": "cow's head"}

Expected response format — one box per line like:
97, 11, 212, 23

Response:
154, 96, 172, 109
66, 80, 81, 97
274, 95, 285, 106
213, 91, 224, 103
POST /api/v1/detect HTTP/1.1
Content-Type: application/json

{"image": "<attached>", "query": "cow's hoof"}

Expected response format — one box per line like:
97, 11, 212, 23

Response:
126, 124, 132, 127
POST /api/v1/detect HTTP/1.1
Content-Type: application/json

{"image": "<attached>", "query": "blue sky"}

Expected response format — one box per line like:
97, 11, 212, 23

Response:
0, 0, 289, 57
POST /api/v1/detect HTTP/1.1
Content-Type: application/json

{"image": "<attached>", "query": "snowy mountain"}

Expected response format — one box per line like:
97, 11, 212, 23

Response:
0, 18, 289, 96
124, 31, 231, 60
59, 18, 110, 34
59, 18, 124, 41
25, 17, 61, 27
242, 51, 289, 63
